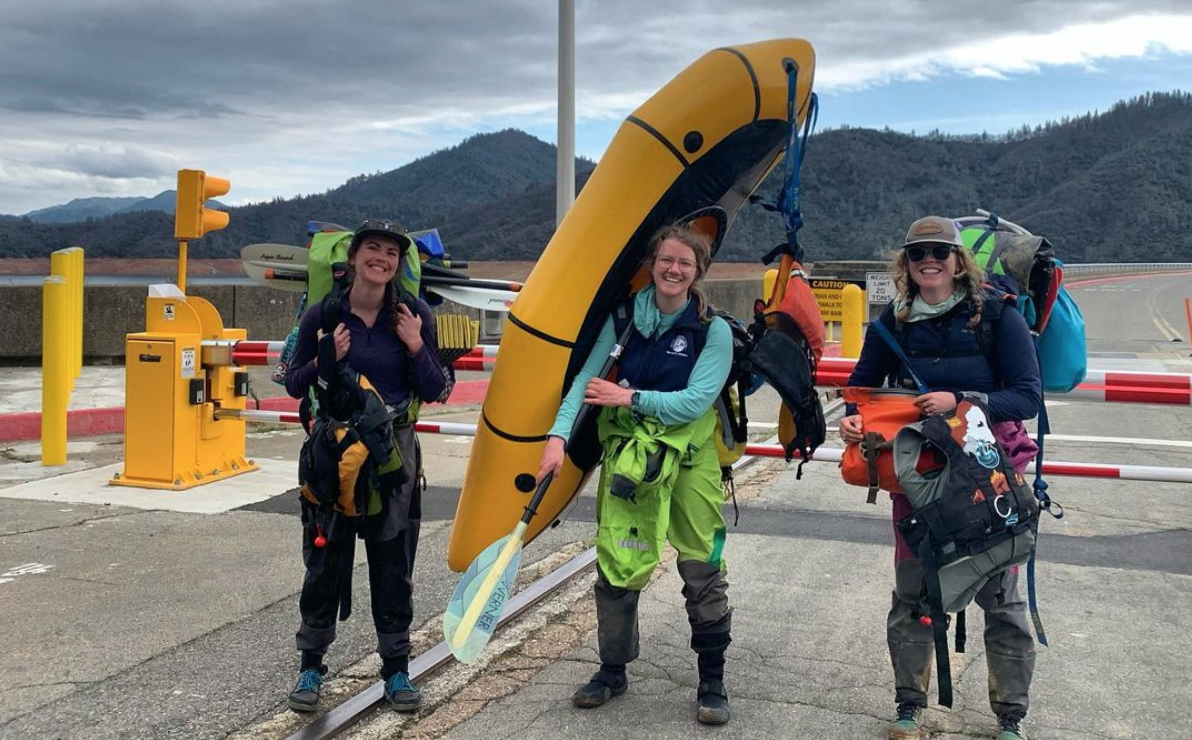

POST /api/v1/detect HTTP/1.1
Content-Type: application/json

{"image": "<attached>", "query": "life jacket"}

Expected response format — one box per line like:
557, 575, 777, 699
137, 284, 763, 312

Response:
297, 263, 406, 537
892, 395, 1040, 708
744, 261, 826, 475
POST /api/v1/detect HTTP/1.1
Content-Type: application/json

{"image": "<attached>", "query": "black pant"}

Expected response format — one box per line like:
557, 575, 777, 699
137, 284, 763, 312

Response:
295, 515, 421, 662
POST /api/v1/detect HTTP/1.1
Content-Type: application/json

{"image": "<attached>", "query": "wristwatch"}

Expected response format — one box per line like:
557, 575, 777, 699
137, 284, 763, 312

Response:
630, 391, 641, 409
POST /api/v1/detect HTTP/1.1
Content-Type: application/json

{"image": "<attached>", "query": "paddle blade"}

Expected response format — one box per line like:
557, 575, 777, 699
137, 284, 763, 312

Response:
429, 284, 518, 312
443, 531, 523, 663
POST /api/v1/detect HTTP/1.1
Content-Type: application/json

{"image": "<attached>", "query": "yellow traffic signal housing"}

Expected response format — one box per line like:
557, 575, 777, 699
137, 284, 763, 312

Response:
174, 169, 231, 240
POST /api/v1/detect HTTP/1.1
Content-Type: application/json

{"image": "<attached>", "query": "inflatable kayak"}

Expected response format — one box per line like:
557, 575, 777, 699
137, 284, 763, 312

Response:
447, 38, 816, 571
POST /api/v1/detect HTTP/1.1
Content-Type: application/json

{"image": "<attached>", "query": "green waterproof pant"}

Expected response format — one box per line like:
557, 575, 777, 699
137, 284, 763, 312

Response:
594, 438, 732, 666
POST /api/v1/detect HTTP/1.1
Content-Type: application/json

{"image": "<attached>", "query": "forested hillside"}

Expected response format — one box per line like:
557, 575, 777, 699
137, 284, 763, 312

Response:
3, 92, 1189, 263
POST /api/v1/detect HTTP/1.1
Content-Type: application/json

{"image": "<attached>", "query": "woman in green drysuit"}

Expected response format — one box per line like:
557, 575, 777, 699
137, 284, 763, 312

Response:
536, 223, 734, 725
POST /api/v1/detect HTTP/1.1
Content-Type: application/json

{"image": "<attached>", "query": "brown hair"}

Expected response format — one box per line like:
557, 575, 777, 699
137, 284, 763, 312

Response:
890, 243, 985, 326
645, 223, 714, 321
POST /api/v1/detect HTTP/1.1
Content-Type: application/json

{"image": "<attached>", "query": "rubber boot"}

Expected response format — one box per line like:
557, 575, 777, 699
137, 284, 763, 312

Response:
695, 648, 730, 724
572, 664, 628, 708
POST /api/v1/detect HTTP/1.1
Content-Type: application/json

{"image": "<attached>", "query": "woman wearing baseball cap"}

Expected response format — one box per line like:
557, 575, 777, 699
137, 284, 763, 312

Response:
840, 216, 1042, 740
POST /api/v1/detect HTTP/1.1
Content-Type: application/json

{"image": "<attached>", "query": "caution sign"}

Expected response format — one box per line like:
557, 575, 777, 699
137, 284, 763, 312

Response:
808, 278, 852, 321
163, 303, 175, 321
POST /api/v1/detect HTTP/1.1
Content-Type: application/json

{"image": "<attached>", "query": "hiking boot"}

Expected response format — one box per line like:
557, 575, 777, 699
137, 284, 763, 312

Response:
888, 701, 924, 740
287, 668, 325, 713
996, 713, 1028, 740
696, 680, 730, 725
571, 669, 628, 708
384, 671, 423, 712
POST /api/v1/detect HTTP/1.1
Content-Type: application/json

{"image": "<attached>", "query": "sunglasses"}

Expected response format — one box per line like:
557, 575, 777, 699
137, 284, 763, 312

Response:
905, 244, 956, 262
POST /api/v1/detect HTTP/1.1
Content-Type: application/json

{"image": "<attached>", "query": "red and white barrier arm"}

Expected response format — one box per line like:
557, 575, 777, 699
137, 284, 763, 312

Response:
217, 341, 1192, 404
215, 411, 1192, 484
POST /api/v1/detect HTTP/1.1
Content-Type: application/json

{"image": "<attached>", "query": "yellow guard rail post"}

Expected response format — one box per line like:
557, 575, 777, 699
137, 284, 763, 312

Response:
841, 284, 863, 358
41, 276, 69, 465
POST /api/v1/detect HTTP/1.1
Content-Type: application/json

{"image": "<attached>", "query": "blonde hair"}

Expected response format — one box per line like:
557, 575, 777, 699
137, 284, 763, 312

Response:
645, 223, 714, 321
890, 244, 985, 326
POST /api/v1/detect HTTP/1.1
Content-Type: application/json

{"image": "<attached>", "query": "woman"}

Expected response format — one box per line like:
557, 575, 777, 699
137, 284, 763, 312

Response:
840, 216, 1041, 740
284, 219, 452, 714
536, 223, 735, 725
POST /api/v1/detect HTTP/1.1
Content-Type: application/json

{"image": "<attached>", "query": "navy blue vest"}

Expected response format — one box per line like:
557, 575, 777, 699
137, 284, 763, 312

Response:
615, 299, 708, 393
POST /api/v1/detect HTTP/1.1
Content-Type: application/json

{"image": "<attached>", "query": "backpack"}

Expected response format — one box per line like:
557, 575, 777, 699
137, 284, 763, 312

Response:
271, 221, 449, 385
958, 215, 1087, 393
743, 261, 826, 475
892, 395, 1040, 708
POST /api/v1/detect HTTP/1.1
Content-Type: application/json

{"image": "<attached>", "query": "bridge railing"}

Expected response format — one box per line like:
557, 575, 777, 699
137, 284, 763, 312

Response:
1064, 262, 1192, 277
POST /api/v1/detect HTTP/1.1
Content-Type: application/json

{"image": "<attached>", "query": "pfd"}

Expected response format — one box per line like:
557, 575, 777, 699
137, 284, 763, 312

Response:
615, 297, 708, 392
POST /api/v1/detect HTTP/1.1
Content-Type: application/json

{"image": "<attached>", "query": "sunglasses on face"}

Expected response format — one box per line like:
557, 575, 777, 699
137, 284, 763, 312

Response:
905, 244, 956, 262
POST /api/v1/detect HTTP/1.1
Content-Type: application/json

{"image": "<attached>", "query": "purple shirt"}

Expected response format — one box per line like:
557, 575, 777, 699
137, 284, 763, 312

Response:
285, 295, 450, 407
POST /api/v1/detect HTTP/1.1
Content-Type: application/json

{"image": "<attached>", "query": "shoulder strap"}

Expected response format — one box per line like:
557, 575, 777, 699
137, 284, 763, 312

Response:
870, 319, 930, 394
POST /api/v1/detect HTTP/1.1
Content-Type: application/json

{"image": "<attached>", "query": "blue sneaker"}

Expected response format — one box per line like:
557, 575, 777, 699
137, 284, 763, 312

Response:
288, 668, 325, 712
384, 671, 423, 712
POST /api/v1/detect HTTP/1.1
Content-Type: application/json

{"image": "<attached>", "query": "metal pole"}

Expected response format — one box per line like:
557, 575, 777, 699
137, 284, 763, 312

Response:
556, 0, 575, 226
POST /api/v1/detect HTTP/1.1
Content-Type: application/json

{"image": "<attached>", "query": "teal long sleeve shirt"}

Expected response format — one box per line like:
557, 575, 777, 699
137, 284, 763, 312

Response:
548, 291, 732, 442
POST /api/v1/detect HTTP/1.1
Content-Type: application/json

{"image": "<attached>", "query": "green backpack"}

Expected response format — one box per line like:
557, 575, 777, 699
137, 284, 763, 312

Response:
306, 230, 422, 307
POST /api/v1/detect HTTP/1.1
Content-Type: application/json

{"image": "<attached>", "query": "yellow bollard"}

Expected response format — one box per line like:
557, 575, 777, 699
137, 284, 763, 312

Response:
71, 248, 84, 381
841, 284, 864, 358
763, 268, 778, 303
41, 277, 69, 465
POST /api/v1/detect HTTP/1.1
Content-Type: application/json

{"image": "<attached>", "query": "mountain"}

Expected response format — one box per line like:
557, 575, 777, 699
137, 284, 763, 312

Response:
24, 196, 147, 224
22, 191, 227, 224
2, 94, 1190, 262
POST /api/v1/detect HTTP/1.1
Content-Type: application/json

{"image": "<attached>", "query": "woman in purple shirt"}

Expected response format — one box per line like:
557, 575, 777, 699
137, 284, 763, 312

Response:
284, 220, 451, 714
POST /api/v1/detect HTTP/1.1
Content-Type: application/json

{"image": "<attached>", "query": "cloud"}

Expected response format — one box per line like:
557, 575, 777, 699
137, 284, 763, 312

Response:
1, 0, 1190, 213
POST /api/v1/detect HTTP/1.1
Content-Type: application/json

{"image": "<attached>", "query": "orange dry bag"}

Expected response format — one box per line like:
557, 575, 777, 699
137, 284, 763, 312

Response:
840, 387, 940, 502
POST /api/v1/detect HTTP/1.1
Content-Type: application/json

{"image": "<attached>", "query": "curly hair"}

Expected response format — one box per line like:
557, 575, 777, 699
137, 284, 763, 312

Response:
889, 245, 985, 326
644, 223, 714, 321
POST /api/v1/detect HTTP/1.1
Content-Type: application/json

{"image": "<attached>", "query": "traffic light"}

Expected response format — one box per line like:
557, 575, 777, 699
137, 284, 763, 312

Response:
174, 169, 231, 240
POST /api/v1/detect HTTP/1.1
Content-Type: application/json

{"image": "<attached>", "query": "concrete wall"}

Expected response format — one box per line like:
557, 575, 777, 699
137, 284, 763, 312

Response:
0, 281, 765, 363
1, 285, 305, 363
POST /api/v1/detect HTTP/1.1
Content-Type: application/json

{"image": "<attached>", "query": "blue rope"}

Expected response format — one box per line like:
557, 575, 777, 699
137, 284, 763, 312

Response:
757, 64, 818, 265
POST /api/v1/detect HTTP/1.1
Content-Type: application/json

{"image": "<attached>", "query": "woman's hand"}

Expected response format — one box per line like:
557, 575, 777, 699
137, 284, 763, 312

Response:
915, 391, 958, 416
316, 323, 351, 362
583, 377, 634, 408
839, 414, 865, 445
536, 436, 566, 485
394, 303, 424, 354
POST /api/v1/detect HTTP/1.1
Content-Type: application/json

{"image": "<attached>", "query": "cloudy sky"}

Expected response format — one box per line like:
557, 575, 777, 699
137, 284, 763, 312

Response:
2, 0, 1190, 215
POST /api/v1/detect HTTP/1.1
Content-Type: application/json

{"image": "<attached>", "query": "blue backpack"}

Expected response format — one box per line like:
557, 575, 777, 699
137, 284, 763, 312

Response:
958, 216, 1087, 393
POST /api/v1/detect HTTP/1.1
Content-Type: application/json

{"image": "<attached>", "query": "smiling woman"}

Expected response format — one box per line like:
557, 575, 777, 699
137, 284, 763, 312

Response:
281, 218, 453, 715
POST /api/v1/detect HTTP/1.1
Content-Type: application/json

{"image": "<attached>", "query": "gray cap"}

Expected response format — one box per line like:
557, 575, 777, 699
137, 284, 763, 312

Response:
901, 215, 964, 249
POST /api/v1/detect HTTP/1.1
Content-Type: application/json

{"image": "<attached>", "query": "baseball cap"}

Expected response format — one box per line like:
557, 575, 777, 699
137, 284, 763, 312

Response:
900, 216, 964, 249
351, 219, 414, 251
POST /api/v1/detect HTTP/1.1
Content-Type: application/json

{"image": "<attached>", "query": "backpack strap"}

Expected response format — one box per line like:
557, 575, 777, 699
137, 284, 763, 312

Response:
918, 535, 954, 708
870, 319, 931, 394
